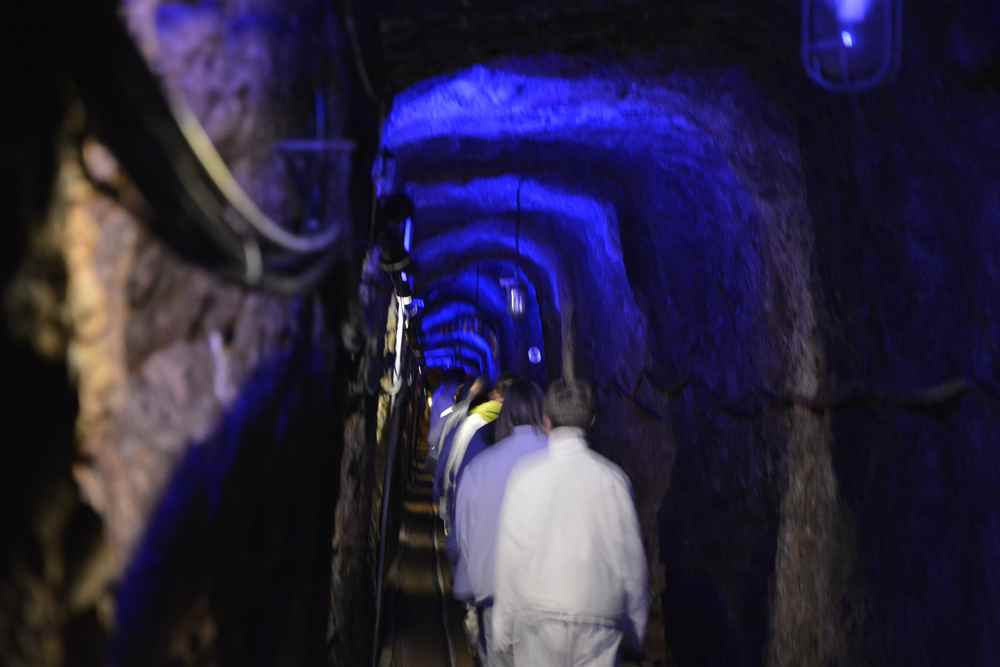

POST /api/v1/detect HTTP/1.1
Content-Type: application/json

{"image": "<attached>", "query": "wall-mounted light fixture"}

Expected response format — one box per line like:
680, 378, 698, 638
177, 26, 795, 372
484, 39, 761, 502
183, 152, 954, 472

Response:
500, 177, 527, 318
500, 276, 526, 317
528, 346, 542, 365
802, 0, 902, 92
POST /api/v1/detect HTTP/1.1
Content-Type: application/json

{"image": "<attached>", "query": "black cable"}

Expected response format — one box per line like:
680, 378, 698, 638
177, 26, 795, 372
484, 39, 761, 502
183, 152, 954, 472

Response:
66, 0, 348, 294
218, 251, 341, 296
341, 0, 381, 106
516, 176, 522, 259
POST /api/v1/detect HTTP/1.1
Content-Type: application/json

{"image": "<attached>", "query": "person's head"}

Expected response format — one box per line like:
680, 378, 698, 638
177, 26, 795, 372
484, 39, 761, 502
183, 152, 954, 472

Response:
543, 378, 595, 431
467, 376, 490, 408
489, 374, 515, 402
494, 378, 545, 440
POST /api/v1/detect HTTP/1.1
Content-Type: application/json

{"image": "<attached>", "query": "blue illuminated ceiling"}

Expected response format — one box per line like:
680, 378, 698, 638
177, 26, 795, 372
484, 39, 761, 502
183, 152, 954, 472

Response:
381, 57, 773, 391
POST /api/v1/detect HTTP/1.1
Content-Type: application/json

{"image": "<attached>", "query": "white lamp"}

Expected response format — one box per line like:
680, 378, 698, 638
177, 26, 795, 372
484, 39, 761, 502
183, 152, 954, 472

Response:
802, 0, 902, 92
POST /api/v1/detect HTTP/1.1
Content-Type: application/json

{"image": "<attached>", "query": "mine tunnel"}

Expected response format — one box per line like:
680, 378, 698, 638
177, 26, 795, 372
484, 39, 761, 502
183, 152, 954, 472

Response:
4, 0, 1000, 665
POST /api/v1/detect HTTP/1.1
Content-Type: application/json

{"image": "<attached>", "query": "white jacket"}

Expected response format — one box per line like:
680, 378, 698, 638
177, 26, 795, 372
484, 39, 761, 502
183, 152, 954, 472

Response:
455, 425, 548, 603
492, 427, 649, 659
440, 412, 488, 518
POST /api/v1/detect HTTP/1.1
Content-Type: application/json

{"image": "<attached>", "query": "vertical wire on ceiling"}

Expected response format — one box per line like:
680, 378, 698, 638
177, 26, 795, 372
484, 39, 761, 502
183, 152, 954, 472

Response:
516, 176, 522, 260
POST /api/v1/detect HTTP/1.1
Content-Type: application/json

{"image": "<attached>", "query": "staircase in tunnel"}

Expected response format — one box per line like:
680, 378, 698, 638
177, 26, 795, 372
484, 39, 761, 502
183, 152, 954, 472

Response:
378, 439, 475, 667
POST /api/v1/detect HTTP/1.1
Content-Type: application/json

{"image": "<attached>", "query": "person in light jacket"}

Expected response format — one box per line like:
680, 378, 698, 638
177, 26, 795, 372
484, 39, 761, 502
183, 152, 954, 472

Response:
453, 378, 547, 665
440, 378, 506, 527
493, 378, 649, 666
433, 378, 483, 510
426, 380, 462, 467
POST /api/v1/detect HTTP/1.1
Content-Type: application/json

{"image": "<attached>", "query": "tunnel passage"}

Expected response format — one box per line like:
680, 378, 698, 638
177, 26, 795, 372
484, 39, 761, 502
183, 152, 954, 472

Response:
377, 39, 1000, 667
379, 56, 821, 662
5, 1, 1000, 666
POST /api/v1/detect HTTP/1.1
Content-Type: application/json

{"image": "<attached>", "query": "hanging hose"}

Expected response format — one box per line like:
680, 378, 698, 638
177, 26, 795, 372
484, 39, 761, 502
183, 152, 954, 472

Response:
64, 0, 354, 294
168, 100, 349, 255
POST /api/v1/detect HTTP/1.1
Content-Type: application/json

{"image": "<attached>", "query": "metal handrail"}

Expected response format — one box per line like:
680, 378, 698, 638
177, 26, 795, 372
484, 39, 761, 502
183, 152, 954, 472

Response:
370, 359, 433, 667
371, 385, 406, 666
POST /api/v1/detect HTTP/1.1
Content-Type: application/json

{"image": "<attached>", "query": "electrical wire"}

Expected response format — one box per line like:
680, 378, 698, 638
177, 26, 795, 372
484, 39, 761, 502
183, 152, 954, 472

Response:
166, 85, 347, 255
67, 0, 353, 294
218, 248, 339, 295
515, 176, 522, 259
341, 0, 381, 105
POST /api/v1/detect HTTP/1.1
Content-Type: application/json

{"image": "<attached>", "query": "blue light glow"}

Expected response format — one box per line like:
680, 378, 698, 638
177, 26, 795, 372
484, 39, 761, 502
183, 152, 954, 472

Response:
403, 217, 413, 252
419, 277, 515, 369
381, 60, 749, 386
418, 299, 508, 358
382, 66, 702, 150
422, 330, 497, 379
422, 348, 484, 376
414, 221, 562, 313
406, 175, 646, 379
420, 303, 489, 334
804, 0, 901, 91
829, 0, 872, 22
419, 260, 545, 364
424, 273, 510, 321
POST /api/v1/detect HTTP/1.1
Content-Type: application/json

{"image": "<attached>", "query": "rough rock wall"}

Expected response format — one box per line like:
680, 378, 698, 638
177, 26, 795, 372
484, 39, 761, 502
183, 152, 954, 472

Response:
1, 192, 103, 667
3, 0, 358, 663
792, 3, 1000, 664
65, 140, 297, 570
610, 69, 834, 667
659, 3, 1000, 666
380, 58, 835, 663
110, 299, 340, 666
328, 412, 376, 667
0, 15, 107, 662
63, 0, 348, 571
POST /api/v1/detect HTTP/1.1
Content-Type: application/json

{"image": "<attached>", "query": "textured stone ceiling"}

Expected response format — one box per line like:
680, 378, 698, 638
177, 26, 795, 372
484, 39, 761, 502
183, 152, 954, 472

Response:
374, 0, 800, 93
380, 56, 809, 393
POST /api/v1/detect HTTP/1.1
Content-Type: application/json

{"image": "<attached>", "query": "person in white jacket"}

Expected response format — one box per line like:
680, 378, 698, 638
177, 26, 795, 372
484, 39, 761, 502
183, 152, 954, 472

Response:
454, 378, 548, 665
492, 378, 649, 666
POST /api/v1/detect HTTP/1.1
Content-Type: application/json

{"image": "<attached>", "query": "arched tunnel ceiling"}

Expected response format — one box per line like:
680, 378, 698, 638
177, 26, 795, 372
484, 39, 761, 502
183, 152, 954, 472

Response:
385, 61, 717, 148
421, 329, 497, 378
415, 219, 560, 314
422, 348, 483, 377
419, 257, 545, 347
416, 297, 507, 375
421, 273, 514, 360
419, 302, 498, 340
382, 57, 785, 390
408, 175, 645, 380
413, 215, 556, 376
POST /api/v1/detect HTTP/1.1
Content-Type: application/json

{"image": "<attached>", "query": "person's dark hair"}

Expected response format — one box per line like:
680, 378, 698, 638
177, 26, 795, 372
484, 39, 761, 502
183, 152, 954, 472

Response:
467, 376, 491, 408
496, 371, 516, 387
543, 378, 594, 429
495, 378, 545, 440
491, 374, 515, 400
